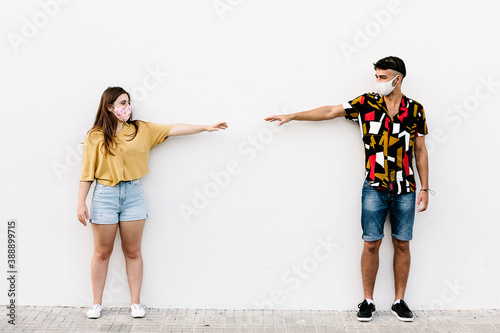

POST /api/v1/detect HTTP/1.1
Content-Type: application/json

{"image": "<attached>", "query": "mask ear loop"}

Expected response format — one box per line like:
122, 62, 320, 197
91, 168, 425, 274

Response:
392, 75, 400, 88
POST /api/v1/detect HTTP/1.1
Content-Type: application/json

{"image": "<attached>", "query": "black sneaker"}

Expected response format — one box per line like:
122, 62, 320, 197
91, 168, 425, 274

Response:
356, 299, 376, 322
391, 300, 414, 322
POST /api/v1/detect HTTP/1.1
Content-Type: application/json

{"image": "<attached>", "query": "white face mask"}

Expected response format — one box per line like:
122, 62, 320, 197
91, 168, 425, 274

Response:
375, 75, 399, 96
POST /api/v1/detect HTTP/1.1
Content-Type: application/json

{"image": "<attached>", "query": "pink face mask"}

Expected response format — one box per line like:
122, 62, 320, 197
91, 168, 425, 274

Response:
111, 105, 131, 122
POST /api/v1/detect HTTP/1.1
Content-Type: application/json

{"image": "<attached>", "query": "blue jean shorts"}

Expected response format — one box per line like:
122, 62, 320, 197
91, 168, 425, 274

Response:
361, 180, 416, 241
89, 179, 148, 224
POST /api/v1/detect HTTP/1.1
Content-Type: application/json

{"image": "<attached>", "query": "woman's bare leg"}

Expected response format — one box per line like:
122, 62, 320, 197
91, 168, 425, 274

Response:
90, 223, 119, 305
119, 219, 146, 304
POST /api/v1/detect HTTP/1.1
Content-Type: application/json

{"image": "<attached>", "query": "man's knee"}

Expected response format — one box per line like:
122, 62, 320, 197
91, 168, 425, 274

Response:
363, 239, 382, 254
392, 238, 410, 253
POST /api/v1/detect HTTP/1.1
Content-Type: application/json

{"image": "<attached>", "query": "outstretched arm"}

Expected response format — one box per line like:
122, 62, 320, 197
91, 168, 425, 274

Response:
168, 122, 228, 136
415, 136, 429, 212
264, 105, 347, 126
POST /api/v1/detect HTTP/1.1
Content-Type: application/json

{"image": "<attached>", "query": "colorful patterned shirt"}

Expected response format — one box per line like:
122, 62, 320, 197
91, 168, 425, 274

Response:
343, 93, 428, 194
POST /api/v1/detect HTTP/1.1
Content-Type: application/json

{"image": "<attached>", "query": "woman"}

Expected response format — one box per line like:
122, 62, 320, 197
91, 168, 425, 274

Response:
77, 86, 227, 319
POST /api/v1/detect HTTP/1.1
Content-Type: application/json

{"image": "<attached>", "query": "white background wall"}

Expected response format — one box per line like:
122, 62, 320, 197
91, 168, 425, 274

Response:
1, 0, 499, 311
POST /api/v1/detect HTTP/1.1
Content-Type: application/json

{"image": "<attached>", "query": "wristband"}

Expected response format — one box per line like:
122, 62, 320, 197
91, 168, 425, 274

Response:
419, 189, 435, 195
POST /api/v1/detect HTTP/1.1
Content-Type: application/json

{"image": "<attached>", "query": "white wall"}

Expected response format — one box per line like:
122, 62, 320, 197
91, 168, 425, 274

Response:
1, 0, 499, 310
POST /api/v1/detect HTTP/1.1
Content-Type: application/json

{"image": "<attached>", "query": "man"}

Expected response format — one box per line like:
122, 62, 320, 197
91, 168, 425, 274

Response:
265, 56, 429, 322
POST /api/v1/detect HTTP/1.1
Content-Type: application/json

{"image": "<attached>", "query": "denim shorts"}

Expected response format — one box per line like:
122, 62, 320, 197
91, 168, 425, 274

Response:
89, 179, 148, 224
361, 180, 416, 241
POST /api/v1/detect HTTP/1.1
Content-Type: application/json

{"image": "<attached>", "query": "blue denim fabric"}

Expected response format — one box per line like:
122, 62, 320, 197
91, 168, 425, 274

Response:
361, 180, 416, 241
89, 179, 148, 224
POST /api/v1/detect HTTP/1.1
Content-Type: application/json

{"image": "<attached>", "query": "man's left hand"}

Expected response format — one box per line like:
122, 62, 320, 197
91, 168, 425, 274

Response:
416, 191, 429, 212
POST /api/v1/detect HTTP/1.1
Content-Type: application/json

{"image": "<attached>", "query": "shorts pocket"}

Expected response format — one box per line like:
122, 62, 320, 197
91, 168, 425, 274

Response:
130, 180, 144, 196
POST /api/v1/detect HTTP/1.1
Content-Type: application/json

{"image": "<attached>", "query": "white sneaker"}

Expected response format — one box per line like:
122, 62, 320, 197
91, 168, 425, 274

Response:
86, 303, 102, 319
131, 303, 146, 318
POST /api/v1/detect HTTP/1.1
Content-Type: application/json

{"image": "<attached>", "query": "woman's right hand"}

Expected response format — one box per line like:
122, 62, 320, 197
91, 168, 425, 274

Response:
77, 181, 92, 226
77, 203, 89, 226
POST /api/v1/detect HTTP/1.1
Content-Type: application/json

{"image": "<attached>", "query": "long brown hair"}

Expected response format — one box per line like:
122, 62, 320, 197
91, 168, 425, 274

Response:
89, 86, 140, 155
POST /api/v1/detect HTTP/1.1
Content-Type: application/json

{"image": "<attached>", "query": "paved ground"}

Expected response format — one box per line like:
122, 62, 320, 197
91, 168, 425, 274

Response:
1, 307, 499, 332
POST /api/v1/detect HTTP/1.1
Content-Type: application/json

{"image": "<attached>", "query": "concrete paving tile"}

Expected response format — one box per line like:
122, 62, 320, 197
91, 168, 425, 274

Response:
1, 307, 499, 332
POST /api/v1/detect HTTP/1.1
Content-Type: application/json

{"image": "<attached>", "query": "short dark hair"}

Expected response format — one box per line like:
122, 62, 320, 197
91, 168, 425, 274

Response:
373, 56, 406, 78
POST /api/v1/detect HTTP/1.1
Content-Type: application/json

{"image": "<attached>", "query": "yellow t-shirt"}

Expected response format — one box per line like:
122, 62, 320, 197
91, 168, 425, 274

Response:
80, 121, 173, 186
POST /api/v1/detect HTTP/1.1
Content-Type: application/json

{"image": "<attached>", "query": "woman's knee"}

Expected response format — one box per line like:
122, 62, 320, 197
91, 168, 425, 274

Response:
94, 247, 113, 260
122, 246, 141, 259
